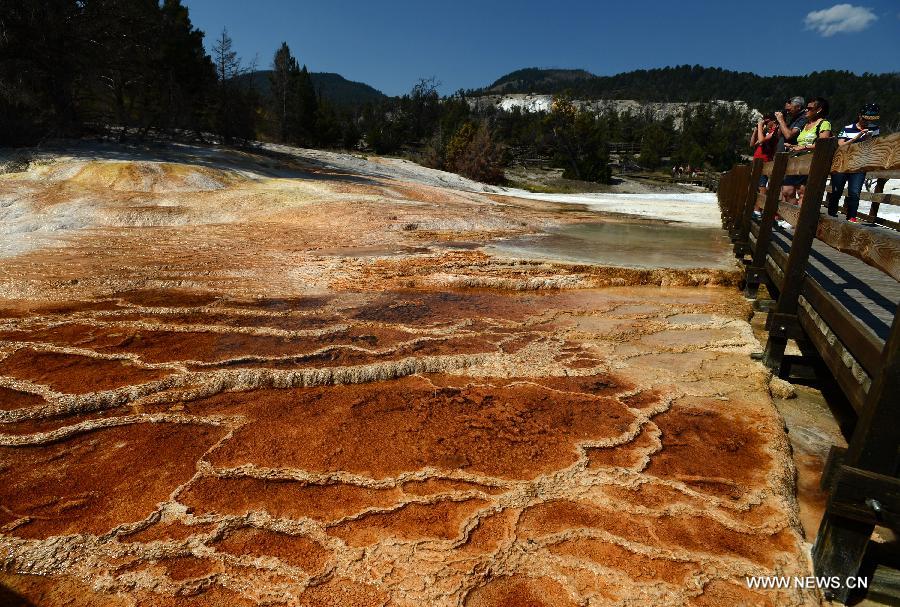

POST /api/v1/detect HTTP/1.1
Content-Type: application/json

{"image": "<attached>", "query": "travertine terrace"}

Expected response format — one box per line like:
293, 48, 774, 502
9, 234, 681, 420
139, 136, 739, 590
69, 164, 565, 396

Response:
0, 144, 818, 606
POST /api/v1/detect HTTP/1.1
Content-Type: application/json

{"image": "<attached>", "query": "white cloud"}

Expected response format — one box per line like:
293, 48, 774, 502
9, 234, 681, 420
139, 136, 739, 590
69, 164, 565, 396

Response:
804, 4, 877, 36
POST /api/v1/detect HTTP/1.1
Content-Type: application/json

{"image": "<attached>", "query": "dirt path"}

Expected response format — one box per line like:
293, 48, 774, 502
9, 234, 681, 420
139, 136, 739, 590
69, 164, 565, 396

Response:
0, 144, 819, 606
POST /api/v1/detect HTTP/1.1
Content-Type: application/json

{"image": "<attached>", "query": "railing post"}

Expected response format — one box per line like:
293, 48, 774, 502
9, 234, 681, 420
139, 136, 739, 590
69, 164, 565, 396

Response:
745, 153, 789, 298
762, 139, 839, 375
869, 197, 880, 221
719, 170, 733, 229
728, 164, 749, 240
735, 159, 764, 258
813, 303, 900, 603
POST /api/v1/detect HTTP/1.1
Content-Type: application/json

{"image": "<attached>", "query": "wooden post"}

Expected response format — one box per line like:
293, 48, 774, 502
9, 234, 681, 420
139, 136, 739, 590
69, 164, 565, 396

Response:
745, 154, 789, 298
725, 169, 737, 230
724, 166, 737, 232
813, 304, 900, 602
717, 171, 729, 227
762, 139, 838, 375
733, 165, 751, 241
721, 169, 735, 230
869, 198, 880, 221
735, 159, 764, 258
728, 165, 749, 240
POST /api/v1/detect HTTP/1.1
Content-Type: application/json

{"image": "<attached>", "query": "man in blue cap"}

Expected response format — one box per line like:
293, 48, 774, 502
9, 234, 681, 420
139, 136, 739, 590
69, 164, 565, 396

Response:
827, 103, 881, 222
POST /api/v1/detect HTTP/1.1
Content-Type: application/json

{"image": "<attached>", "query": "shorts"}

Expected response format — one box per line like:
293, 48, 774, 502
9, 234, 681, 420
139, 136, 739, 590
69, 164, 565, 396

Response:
783, 175, 807, 186
759, 175, 768, 188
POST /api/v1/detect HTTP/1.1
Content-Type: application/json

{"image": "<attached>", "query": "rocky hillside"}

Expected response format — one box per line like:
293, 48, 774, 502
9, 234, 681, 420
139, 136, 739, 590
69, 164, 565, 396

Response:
468, 94, 760, 129
471, 66, 900, 129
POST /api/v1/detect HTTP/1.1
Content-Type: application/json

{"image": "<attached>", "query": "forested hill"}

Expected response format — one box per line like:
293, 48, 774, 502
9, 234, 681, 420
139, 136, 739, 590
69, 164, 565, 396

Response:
474, 65, 900, 129
486, 68, 595, 94
238, 71, 387, 107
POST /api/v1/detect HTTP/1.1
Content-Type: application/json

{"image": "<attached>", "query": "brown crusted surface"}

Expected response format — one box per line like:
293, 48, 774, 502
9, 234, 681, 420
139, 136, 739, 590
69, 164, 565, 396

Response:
401, 478, 506, 496
0, 572, 128, 607
518, 499, 795, 568
0, 409, 123, 436
327, 498, 490, 546
123, 519, 216, 544
294, 577, 391, 607
0, 148, 810, 606
129, 587, 260, 607
586, 424, 658, 469
159, 556, 222, 581
0, 348, 171, 394
464, 576, 579, 607
204, 377, 635, 479
181, 477, 403, 521
213, 527, 331, 573
645, 404, 769, 500
0, 423, 223, 538
548, 538, 700, 585
0, 387, 46, 411
0, 286, 812, 606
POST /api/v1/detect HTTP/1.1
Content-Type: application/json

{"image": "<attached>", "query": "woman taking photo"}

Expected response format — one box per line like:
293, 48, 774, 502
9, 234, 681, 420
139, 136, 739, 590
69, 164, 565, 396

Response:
785, 97, 832, 203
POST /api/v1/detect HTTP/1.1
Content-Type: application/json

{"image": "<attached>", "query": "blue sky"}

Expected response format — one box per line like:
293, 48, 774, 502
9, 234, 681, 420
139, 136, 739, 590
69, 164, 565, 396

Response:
184, 0, 900, 96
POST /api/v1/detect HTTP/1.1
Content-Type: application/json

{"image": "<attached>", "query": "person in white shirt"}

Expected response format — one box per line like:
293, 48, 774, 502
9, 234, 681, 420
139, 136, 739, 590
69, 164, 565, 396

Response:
827, 103, 881, 222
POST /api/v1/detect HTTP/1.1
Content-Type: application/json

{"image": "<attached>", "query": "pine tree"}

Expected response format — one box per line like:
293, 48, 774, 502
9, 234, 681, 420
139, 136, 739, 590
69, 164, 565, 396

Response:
211, 28, 255, 143
269, 42, 297, 142
296, 65, 318, 144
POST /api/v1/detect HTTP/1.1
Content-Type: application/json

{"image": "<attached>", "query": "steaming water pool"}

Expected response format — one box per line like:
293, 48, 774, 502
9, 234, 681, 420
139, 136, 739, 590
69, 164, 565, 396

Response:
489, 221, 736, 270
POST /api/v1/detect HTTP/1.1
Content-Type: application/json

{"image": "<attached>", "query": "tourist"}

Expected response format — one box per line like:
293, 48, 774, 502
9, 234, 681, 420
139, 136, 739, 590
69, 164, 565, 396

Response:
785, 97, 832, 202
750, 113, 778, 199
827, 103, 881, 222
774, 97, 807, 202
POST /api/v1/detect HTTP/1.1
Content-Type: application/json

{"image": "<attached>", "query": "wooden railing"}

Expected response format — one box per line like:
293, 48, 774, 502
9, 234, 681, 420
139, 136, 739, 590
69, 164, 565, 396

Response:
717, 132, 900, 604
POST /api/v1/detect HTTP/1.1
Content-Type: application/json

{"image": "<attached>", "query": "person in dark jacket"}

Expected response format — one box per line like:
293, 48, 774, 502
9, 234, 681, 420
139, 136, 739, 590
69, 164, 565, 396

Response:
774, 96, 807, 202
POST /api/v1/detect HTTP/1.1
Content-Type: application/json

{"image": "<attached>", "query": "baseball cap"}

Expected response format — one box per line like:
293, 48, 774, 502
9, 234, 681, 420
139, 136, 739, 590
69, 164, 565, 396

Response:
861, 103, 880, 124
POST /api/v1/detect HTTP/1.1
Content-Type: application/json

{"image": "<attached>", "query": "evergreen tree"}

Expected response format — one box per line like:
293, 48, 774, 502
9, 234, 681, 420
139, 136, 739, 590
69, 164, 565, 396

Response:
211, 28, 255, 143
0, 0, 82, 143
154, 0, 215, 136
270, 42, 296, 142
296, 65, 318, 144
266, 43, 318, 145
546, 98, 611, 183
639, 120, 672, 169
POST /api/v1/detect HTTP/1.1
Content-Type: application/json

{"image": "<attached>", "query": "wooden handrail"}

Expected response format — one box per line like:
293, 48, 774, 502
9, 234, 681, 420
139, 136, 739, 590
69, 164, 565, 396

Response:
832, 132, 900, 174
825, 189, 900, 208
762, 132, 900, 178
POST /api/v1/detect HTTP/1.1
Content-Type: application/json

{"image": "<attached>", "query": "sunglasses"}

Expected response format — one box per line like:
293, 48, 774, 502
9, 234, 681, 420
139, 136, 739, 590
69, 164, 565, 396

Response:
806, 106, 818, 111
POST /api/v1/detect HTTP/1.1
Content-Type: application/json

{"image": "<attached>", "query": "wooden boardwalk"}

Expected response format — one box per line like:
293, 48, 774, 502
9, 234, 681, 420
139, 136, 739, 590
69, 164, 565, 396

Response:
750, 218, 899, 410
718, 132, 900, 604
763, 223, 899, 343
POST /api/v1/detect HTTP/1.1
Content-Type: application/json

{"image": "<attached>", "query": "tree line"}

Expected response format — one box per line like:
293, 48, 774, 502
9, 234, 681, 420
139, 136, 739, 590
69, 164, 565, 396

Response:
0, 0, 353, 148
0, 4, 789, 185
479, 65, 900, 133
357, 84, 753, 184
